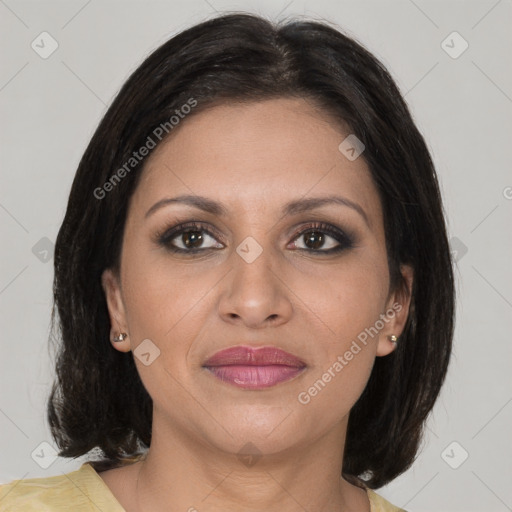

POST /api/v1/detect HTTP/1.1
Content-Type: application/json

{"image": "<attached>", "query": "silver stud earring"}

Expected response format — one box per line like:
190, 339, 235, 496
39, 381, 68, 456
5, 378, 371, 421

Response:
388, 334, 398, 345
113, 332, 128, 342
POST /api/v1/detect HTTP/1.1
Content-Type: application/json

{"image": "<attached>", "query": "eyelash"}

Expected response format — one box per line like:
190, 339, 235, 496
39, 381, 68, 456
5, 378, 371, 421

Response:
155, 221, 355, 256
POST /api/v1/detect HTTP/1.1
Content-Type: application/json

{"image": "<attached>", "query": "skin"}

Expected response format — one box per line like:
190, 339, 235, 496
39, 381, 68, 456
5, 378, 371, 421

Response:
100, 97, 413, 512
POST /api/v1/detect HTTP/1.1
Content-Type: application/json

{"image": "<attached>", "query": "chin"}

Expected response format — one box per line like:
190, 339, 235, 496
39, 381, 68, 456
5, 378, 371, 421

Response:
198, 403, 309, 454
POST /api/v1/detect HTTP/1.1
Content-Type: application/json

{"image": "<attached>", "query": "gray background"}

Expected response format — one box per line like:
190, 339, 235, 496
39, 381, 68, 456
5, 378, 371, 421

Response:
1, 1, 511, 511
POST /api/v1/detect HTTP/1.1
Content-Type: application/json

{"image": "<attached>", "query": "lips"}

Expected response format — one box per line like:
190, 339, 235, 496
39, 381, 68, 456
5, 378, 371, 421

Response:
203, 346, 306, 367
203, 346, 306, 389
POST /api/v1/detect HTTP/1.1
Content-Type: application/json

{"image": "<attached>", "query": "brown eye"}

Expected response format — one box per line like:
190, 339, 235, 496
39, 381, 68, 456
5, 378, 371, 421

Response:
180, 230, 204, 249
158, 222, 223, 253
290, 222, 354, 254
302, 231, 328, 250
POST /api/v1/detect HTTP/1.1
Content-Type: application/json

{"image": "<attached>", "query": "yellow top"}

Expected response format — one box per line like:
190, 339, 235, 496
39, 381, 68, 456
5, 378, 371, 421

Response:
0, 463, 406, 511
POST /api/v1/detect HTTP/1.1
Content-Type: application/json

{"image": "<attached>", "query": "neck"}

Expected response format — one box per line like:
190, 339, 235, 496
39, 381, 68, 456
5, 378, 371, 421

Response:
129, 413, 369, 512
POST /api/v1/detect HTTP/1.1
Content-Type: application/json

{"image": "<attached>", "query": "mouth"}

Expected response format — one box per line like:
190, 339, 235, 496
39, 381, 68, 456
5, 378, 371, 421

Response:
202, 345, 307, 390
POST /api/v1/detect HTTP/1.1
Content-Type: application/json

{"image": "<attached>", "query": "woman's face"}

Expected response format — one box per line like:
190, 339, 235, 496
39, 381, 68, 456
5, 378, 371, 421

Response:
102, 97, 412, 457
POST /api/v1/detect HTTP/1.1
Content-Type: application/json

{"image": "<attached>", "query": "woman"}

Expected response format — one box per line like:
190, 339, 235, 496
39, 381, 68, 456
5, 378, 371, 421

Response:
0, 12, 454, 512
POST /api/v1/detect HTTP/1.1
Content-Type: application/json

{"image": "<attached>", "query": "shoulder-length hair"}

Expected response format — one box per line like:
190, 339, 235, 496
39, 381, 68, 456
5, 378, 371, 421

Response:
48, 12, 454, 489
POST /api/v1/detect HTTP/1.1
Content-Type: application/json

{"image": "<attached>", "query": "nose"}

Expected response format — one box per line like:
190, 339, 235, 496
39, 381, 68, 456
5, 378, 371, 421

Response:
218, 243, 293, 329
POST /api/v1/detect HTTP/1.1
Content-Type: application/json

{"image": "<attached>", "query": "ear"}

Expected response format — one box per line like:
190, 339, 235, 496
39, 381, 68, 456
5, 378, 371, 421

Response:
376, 264, 414, 357
101, 268, 131, 353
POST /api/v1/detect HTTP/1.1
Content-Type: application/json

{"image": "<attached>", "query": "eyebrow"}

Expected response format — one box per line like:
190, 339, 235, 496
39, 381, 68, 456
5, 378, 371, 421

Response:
145, 194, 370, 227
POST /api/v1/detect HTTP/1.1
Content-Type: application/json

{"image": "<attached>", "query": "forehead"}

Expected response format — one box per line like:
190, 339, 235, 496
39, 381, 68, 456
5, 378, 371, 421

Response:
130, 98, 381, 222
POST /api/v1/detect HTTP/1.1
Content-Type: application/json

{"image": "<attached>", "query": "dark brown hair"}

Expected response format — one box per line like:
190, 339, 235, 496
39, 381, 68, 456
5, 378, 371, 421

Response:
47, 12, 455, 489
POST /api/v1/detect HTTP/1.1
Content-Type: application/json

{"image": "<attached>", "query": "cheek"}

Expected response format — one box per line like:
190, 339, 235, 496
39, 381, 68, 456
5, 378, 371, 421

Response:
294, 263, 386, 423
120, 239, 203, 334
295, 344, 375, 436
120, 247, 225, 377
293, 253, 390, 344
292, 252, 388, 410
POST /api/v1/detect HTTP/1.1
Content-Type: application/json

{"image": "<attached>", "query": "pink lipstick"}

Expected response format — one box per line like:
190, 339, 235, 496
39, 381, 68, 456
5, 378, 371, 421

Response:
203, 346, 306, 389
